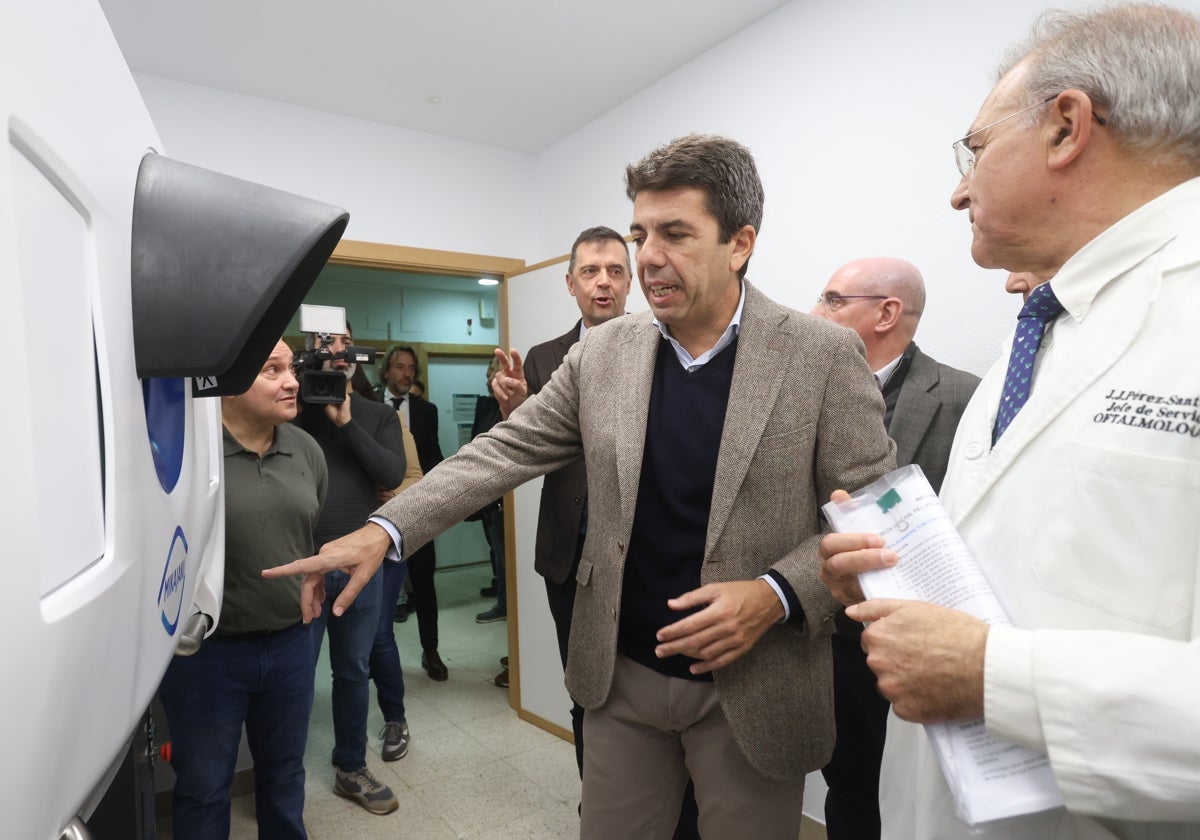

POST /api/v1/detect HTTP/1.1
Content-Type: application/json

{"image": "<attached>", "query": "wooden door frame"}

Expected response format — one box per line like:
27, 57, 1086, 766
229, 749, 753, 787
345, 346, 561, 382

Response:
326, 238, 546, 722
329, 239, 524, 351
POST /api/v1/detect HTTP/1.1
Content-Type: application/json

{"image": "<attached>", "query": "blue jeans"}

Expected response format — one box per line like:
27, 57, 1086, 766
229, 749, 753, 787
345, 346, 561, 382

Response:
482, 509, 506, 610
159, 622, 313, 840
311, 568, 382, 772
370, 559, 408, 723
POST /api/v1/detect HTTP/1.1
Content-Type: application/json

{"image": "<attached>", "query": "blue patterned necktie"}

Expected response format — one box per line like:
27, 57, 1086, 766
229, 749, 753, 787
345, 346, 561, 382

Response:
993, 282, 1064, 444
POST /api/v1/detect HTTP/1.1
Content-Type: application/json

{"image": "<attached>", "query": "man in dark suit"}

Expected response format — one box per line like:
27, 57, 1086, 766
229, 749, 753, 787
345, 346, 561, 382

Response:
490, 224, 632, 768
811, 256, 979, 840
379, 345, 448, 680
269, 135, 896, 838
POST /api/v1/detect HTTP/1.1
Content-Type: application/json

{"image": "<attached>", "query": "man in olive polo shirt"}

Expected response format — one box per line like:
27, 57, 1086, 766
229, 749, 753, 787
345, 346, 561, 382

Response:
160, 339, 327, 840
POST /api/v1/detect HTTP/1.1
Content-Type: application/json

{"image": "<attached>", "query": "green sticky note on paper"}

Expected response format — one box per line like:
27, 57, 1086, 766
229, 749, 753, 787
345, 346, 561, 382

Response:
877, 488, 901, 513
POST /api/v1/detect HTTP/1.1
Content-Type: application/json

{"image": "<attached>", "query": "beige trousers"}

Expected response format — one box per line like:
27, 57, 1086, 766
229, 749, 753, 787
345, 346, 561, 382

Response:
580, 655, 805, 840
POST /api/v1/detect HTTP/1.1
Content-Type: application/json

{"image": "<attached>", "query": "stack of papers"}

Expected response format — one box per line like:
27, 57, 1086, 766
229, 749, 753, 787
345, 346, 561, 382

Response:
822, 465, 1065, 825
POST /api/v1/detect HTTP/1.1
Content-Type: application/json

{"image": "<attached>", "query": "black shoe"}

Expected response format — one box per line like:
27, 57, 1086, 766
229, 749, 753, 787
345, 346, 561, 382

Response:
475, 604, 507, 624
494, 667, 509, 688
500, 655, 509, 668
393, 604, 409, 623
421, 650, 448, 681
480, 585, 497, 598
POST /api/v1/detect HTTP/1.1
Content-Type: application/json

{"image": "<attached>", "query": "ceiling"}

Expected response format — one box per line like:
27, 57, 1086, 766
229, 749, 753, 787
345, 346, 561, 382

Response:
96, 0, 790, 154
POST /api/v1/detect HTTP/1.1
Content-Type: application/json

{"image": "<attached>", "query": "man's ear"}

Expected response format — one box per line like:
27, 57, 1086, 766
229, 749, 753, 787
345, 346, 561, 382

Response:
875, 298, 903, 333
1045, 89, 1100, 171
728, 225, 756, 274
565, 272, 577, 298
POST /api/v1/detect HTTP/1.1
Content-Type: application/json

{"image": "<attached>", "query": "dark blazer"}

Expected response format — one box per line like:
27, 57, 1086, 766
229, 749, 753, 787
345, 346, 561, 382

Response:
831, 345, 980, 634
378, 282, 896, 781
890, 344, 980, 493
524, 321, 586, 584
405, 393, 444, 474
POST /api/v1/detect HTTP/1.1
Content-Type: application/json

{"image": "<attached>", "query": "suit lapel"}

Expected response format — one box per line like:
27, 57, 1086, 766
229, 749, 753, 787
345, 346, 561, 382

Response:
558, 322, 581, 355
546, 328, 578, 384
890, 349, 939, 466
615, 320, 661, 527
705, 284, 790, 562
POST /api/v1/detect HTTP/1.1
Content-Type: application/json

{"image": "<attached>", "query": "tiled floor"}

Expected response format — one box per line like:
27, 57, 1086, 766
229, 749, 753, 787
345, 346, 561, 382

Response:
157, 562, 827, 839
159, 562, 581, 840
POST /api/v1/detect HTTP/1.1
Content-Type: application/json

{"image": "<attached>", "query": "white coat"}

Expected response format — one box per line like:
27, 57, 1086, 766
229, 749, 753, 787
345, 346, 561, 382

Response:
880, 178, 1200, 840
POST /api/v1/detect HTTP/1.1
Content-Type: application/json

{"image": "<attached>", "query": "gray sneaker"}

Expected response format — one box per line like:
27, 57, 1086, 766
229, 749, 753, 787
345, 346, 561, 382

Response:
380, 720, 410, 761
334, 766, 399, 815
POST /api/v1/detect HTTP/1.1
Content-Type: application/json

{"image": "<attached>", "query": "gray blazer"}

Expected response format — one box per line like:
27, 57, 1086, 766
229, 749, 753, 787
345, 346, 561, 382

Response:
379, 282, 895, 780
891, 345, 980, 493
524, 322, 586, 585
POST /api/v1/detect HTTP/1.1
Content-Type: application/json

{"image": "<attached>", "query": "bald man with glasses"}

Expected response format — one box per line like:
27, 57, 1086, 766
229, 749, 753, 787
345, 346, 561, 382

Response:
811, 257, 978, 840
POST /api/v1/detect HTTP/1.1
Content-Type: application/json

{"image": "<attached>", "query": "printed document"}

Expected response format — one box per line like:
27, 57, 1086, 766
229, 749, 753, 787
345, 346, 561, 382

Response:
822, 465, 1065, 825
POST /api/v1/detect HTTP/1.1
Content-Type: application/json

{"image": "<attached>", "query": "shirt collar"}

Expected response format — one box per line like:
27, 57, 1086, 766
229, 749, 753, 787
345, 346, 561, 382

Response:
652, 280, 746, 370
1051, 176, 1200, 321
874, 353, 904, 389
222, 424, 292, 457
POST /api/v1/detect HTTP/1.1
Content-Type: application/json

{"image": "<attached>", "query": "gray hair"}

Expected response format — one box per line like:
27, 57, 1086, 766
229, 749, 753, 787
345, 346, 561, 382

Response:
380, 344, 418, 377
1000, 3, 1200, 166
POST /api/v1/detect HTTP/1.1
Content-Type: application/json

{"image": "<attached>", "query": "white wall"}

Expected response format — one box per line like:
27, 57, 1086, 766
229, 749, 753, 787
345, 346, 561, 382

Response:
505, 262, 577, 734
134, 73, 540, 259
534, 0, 1161, 377
135, 0, 1200, 371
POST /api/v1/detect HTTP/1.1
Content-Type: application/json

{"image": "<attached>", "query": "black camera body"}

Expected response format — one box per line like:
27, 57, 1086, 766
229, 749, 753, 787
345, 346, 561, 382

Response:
292, 337, 377, 405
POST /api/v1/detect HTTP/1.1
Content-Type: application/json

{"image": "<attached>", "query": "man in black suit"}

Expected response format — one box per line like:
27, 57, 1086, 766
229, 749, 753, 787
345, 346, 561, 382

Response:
811, 257, 980, 840
491, 225, 632, 765
379, 345, 448, 680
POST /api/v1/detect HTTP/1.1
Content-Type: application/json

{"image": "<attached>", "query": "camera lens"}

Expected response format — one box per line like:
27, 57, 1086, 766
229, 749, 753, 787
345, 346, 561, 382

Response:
299, 370, 347, 405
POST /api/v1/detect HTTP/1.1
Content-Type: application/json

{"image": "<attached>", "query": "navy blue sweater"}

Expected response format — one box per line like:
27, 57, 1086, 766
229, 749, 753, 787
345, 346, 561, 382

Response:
617, 337, 737, 680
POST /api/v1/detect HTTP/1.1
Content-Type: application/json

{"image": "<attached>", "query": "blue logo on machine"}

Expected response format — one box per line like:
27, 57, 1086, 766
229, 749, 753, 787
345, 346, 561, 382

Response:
159, 526, 188, 635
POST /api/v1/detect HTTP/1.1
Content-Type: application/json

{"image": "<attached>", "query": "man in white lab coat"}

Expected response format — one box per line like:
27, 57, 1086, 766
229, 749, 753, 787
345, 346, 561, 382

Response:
819, 4, 1200, 838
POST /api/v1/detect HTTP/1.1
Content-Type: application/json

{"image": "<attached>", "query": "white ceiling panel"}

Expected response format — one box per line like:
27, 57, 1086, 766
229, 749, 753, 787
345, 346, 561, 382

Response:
98, 0, 790, 153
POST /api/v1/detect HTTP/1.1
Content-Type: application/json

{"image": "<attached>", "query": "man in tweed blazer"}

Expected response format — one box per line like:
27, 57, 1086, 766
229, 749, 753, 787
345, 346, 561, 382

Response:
812, 257, 979, 840
269, 135, 894, 839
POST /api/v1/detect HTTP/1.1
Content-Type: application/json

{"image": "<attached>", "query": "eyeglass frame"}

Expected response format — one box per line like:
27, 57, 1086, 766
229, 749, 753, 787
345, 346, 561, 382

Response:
815, 292, 889, 312
952, 93, 1108, 179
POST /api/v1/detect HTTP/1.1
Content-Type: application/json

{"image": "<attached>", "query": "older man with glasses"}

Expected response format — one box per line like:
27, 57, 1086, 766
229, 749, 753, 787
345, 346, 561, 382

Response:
820, 4, 1200, 839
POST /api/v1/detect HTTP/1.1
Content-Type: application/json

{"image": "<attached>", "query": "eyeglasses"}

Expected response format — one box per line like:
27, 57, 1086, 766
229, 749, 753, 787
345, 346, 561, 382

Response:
952, 96, 1056, 178
952, 94, 1108, 178
816, 293, 887, 312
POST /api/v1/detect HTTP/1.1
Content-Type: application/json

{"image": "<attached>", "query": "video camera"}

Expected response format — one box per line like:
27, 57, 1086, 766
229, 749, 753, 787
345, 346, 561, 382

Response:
293, 304, 377, 405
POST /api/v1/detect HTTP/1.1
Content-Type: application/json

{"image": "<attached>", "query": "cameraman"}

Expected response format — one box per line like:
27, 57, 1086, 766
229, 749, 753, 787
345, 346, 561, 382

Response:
295, 323, 407, 816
